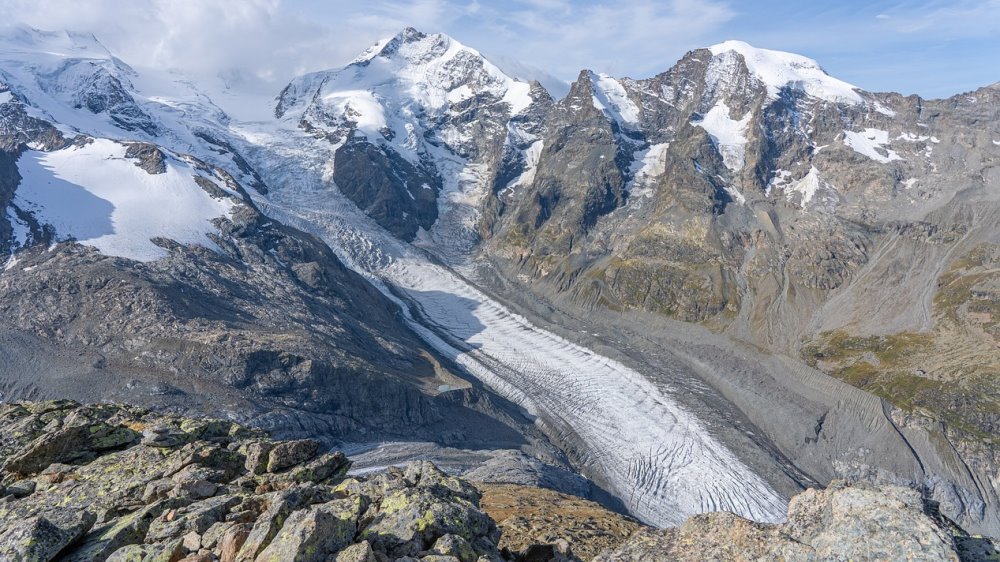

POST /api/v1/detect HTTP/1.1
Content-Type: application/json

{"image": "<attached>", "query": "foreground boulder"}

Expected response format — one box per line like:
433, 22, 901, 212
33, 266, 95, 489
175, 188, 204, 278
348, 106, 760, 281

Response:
594, 481, 998, 562
0, 401, 499, 562
0, 401, 996, 561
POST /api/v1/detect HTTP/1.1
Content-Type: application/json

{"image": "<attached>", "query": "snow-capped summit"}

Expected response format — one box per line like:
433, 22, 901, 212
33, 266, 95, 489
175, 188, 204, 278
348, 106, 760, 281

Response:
276, 27, 533, 128
707, 40, 863, 104
0, 25, 114, 68
270, 28, 541, 240
0, 25, 159, 135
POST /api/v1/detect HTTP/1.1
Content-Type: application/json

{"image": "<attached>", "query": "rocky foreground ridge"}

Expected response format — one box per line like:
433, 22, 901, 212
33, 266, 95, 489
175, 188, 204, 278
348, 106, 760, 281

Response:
0, 401, 996, 562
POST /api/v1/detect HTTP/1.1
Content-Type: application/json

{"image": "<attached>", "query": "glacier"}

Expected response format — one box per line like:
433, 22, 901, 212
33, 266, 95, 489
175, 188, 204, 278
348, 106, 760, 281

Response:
0, 25, 797, 528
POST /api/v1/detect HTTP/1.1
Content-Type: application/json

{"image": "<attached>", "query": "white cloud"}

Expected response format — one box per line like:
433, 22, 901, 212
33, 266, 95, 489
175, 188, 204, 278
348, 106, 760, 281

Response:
465, 0, 734, 78
0, 0, 734, 95
877, 0, 1000, 37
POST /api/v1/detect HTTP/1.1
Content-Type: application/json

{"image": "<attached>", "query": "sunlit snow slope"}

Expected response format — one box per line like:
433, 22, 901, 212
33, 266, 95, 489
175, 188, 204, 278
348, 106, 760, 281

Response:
13, 139, 234, 261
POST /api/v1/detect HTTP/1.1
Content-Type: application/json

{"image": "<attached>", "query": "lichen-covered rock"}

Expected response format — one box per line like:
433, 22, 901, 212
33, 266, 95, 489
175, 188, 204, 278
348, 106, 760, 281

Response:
358, 463, 500, 559
594, 481, 966, 562
0, 513, 95, 561
0, 402, 993, 562
334, 540, 377, 562
788, 481, 962, 561
63, 500, 179, 561
431, 534, 478, 562
254, 498, 361, 561
266, 439, 320, 473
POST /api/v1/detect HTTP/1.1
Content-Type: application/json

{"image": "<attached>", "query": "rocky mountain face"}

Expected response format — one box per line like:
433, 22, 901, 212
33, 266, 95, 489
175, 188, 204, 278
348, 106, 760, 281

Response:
0, 33, 540, 455
1, 401, 996, 562
2, 24, 1000, 544
274, 27, 538, 243
472, 42, 1000, 535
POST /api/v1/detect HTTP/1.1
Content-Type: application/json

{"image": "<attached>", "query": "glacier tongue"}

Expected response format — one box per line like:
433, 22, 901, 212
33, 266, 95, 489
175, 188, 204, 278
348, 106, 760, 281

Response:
244, 123, 789, 528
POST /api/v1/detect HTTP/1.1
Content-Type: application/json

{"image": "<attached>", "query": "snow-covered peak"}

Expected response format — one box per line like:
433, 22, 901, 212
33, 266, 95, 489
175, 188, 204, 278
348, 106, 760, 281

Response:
0, 25, 116, 69
279, 28, 532, 122
0, 25, 163, 137
707, 40, 862, 104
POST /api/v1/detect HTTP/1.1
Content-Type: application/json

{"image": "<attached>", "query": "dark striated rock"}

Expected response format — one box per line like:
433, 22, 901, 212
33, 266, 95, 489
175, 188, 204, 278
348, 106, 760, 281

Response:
124, 142, 167, 174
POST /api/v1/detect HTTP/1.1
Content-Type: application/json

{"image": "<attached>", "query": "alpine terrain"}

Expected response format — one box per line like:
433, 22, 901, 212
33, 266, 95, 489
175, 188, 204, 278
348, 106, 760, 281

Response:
0, 23, 999, 559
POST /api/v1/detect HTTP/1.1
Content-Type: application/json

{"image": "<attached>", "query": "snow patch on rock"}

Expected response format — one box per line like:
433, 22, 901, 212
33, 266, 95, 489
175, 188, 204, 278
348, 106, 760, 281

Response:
784, 166, 840, 211
504, 139, 543, 193
590, 72, 640, 128
872, 101, 896, 116
897, 132, 939, 143
693, 100, 751, 171
843, 128, 902, 164
627, 143, 669, 200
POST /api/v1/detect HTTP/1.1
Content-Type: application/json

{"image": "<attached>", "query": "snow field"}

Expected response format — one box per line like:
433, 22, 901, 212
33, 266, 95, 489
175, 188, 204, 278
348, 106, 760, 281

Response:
14, 138, 234, 261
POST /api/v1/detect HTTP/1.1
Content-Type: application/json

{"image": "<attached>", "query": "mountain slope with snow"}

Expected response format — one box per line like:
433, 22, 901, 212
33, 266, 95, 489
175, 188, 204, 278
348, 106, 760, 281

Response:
707, 40, 863, 104
272, 27, 539, 243
13, 139, 235, 261
1, 25, 999, 538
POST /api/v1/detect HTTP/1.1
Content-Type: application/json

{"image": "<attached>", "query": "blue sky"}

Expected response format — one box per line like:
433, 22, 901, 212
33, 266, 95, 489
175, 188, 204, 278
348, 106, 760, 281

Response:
3, 0, 998, 98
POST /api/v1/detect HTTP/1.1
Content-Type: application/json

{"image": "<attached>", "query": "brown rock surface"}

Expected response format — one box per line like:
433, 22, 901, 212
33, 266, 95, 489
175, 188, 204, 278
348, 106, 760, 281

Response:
477, 483, 640, 561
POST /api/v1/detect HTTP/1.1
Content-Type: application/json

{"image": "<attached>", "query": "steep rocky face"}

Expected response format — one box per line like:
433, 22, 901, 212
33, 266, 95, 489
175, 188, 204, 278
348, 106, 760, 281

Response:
274, 27, 537, 242
0, 89, 529, 448
482, 42, 906, 328
472, 41, 1000, 535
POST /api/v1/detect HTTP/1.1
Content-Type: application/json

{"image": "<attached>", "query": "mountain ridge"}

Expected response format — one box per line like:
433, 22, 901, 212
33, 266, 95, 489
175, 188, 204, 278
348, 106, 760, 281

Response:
1, 24, 999, 539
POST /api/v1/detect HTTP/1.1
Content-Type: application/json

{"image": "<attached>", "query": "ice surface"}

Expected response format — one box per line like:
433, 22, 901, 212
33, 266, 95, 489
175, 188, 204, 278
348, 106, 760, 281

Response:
243, 123, 788, 528
709, 40, 862, 104
692, 100, 751, 171
14, 138, 234, 261
843, 128, 903, 163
